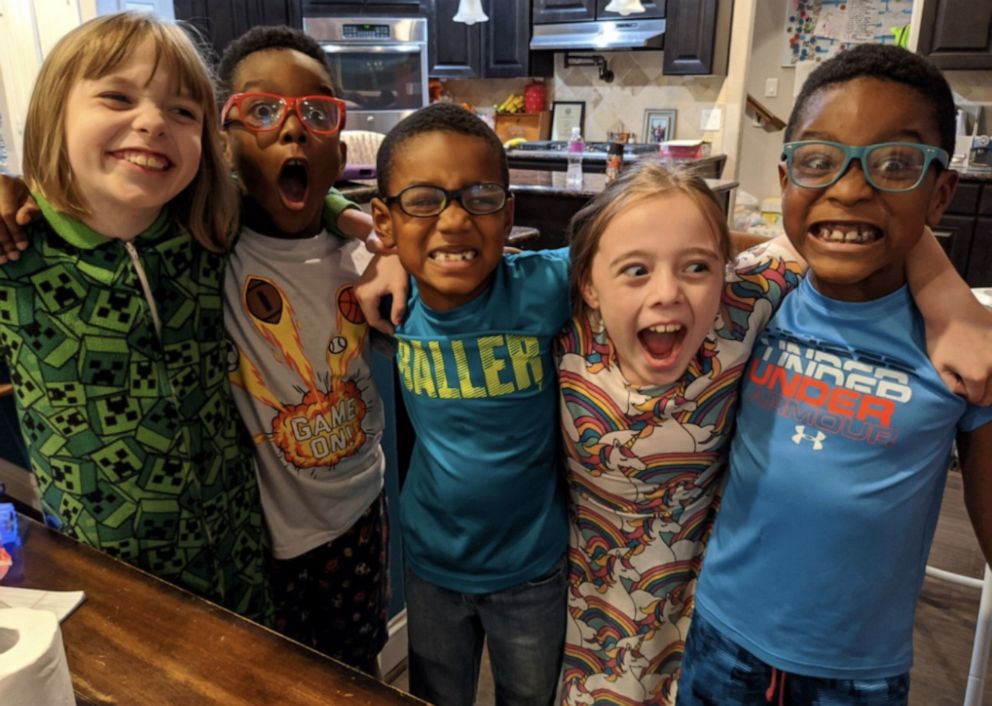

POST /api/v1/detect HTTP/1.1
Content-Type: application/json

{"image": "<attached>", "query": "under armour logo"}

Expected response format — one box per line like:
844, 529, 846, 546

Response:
792, 425, 825, 450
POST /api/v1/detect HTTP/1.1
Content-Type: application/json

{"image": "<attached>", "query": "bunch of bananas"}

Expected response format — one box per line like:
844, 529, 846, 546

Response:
495, 94, 525, 114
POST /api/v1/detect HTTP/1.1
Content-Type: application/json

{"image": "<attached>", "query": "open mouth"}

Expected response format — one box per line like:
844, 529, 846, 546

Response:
114, 150, 172, 172
810, 222, 882, 245
429, 249, 478, 264
639, 323, 685, 362
278, 158, 310, 209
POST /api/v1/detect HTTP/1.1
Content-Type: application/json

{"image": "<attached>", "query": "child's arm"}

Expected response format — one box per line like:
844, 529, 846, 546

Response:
906, 229, 992, 405
355, 254, 408, 335
959, 423, 992, 566
0, 174, 39, 263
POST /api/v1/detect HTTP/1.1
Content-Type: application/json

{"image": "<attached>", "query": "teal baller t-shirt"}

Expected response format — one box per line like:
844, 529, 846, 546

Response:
396, 248, 570, 593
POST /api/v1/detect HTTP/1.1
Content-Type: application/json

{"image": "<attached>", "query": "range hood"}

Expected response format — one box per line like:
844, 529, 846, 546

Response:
530, 19, 665, 51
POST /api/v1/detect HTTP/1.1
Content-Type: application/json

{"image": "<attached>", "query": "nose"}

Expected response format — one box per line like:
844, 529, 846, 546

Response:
827, 156, 873, 203
279, 109, 308, 144
436, 198, 472, 232
133, 101, 167, 137
647, 270, 682, 307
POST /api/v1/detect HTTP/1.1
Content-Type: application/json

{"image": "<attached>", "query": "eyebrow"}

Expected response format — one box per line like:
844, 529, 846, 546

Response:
238, 80, 335, 95
797, 129, 930, 144
608, 246, 720, 268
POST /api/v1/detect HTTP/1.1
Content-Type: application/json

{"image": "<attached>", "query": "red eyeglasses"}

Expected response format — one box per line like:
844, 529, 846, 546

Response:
221, 92, 347, 136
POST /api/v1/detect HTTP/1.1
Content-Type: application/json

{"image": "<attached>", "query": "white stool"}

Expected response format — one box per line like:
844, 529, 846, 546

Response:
924, 563, 992, 705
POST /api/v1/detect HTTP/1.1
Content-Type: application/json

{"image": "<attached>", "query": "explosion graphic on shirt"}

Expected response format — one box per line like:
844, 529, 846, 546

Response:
232, 277, 369, 469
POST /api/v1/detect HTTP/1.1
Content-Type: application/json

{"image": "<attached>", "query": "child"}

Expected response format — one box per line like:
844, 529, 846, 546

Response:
557, 162, 803, 706
0, 13, 269, 621
216, 26, 388, 673
368, 102, 571, 705
677, 44, 992, 705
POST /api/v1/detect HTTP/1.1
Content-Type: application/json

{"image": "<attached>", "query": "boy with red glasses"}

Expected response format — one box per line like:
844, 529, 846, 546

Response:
217, 26, 390, 674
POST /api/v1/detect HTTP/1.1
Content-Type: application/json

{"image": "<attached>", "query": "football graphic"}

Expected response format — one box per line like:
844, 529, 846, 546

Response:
245, 278, 283, 324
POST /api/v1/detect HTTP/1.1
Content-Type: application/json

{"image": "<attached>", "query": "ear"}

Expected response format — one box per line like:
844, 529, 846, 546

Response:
370, 197, 396, 248
337, 139, 348, 182
925, 168, 959, 227
220, 130, 233, 169
503, 193, 515, 237
778, 161, 789, 194
581, 277, 600, 311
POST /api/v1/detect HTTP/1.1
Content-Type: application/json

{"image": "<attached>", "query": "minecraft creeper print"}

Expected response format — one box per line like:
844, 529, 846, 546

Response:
0, 199, 270, 623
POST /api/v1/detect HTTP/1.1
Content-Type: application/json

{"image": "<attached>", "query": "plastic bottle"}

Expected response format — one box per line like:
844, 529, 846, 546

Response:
605, 141, 624, 183
567, 126, 585, 188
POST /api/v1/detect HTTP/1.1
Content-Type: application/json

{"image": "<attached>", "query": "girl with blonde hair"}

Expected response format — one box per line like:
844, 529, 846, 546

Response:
3, 12, 268, 621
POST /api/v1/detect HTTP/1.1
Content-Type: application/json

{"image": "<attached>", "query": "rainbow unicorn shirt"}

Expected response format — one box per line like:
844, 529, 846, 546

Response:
556, 243, 803, 706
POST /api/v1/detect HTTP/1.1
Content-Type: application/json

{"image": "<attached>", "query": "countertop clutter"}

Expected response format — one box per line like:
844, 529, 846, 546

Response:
5, 515, 425, 706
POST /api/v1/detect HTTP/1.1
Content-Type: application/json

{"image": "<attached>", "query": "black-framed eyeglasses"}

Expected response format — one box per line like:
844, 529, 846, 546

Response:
781, 140, 949, 193
382, 183, 509, 218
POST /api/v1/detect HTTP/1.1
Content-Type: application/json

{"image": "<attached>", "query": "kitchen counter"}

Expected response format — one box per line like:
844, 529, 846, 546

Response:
509, 169, 738, 249
4, 515, 424, 706
507, 149, 728, 179
509, 169, 737, 198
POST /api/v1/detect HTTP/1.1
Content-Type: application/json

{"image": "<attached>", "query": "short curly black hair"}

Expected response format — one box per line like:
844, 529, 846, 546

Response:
217, 25, 332, 103
785, 43, 956, 155
376, 103, 508, 195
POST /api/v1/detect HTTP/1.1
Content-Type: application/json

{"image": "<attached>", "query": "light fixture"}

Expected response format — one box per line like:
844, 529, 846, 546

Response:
603, 0, 646, 16
453, 0, 489, 25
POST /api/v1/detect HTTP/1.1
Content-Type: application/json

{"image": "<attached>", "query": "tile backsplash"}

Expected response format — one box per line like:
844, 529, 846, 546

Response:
444, 51, 726, 143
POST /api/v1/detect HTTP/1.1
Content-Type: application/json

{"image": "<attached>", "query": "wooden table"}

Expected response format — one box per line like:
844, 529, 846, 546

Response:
3, 516, 425, 706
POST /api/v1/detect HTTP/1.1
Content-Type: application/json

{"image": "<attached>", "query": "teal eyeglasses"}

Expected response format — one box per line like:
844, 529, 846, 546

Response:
781, 141, 950, 192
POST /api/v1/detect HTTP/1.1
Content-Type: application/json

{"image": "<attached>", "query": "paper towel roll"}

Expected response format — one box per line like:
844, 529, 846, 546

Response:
0, 608, 75, 705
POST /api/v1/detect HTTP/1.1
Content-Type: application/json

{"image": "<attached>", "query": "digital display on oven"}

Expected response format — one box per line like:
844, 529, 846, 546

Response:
342, 24, 391, 39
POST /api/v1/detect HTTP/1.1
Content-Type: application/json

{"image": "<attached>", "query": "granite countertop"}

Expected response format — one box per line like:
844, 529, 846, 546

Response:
509, 168, 737, 197
954, 167, 992, 182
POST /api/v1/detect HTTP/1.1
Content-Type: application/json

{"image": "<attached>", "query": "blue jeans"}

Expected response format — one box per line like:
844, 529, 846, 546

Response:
404, 555, 567, 706
677, 612, 909, 706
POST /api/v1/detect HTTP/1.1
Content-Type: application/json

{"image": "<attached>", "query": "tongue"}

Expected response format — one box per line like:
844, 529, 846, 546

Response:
278, 168, 307, 204
640, 329, 680, 359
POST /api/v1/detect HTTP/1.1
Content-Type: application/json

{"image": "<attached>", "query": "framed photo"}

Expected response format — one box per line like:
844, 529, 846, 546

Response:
551, 101, 585, 141
643, 109, 677, 144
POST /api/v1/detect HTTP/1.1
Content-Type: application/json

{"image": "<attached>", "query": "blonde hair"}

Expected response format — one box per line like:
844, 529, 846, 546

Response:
568, 159, 731, 319
22, 12, 237, 251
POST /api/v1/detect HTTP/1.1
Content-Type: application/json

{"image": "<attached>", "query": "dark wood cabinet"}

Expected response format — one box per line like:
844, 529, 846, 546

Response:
917, 0, 992, 70
935, 178, 992, 287
174, 0, 301, 58
663, 0, 727, 75
532, 0, 596, 23
595, 0, 664, 19
428, 0, 552, 78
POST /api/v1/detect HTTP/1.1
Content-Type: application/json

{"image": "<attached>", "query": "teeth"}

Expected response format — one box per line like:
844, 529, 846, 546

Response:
121, 151, 169, 170
817, 225, 878, 244
432, 250, 477, 262
648, 323, 682, 333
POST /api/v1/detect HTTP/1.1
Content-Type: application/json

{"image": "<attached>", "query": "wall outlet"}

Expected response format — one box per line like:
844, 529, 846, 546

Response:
701, 108, 722, 132
765, 78, 779, 98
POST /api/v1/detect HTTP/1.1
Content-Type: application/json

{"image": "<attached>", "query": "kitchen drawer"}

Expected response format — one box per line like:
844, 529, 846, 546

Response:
947, 180, 982, 214
967, 217, 992, 287
979, 182, 992, 216
932, 214, 975, 275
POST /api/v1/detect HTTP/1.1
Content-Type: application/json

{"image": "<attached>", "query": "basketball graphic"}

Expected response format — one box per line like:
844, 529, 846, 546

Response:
337, 286, 366, 324
245, 278, 283, 324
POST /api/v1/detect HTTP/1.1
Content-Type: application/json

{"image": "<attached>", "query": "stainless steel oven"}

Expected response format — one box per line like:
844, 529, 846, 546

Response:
303, 17, 429, 135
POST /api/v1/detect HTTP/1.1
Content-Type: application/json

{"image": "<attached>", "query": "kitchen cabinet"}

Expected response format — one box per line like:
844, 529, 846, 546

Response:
532, 0, 664, 23
933, 178, 992, 287
662, 0, 728, 75
532, 0, 596, 23
174, 0, 301, 57
916, 0, 992, 70
596, 0, 664, 19
428, 0, 553, 78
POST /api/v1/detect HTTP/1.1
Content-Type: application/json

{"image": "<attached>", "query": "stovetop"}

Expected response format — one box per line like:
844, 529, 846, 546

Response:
512, 141, 659, 155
